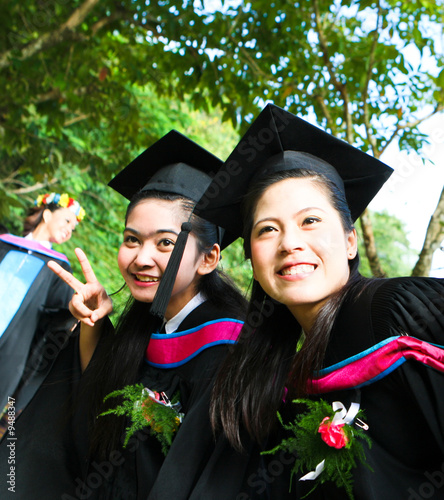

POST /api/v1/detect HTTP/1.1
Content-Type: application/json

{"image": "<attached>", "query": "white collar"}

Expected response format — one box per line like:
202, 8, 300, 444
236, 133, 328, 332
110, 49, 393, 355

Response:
164, 292, 206, 334
24, 232, 52, 249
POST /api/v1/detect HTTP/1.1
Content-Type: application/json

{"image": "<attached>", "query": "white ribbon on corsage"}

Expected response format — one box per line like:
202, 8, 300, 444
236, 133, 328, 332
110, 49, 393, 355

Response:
299, 401, 362, 481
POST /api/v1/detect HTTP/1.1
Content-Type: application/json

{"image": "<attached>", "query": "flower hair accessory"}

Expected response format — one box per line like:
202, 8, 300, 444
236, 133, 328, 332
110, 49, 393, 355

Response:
35, 192, 86, 222
264, 398, 372, 499
100, 383, 184, 455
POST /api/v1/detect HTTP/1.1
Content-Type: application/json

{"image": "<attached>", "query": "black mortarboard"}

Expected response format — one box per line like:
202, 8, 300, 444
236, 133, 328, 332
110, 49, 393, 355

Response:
108, 130, 228, 325
195, 103, 393, 238
108, 130, 221, 203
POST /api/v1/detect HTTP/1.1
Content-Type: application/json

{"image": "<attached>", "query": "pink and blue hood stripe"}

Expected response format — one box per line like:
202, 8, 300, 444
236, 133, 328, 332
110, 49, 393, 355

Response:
309, 335, 444, 394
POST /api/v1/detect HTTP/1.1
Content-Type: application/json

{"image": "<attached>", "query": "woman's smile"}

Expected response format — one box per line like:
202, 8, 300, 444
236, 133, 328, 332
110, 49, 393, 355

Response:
278, 262, 317, 277
133, 274, 160, 284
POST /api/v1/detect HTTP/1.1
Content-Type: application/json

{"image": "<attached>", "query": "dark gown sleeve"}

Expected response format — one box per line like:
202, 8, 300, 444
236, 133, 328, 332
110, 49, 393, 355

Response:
370, 277, 444, 454
301, 277, 444, 500
143, 346, 295, 500
144, 346, 233, 500
0, 325, 82, 499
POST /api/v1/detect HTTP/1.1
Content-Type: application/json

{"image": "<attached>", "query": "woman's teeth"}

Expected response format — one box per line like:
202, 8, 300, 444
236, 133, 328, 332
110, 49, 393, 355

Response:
135, 275, 159, 282
280, 264, 315, 276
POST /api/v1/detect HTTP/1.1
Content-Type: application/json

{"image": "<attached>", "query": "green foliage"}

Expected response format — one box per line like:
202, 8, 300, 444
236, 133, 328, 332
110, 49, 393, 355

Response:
1, 94, 240, 297
1, 0, 443, 285
357, 210, 417, 277
265, 398, 372, 499
100, 383, 182, 455
220, 238, 253, 296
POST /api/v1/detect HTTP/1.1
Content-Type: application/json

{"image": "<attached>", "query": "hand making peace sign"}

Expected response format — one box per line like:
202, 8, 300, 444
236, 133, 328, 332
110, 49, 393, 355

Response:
48, 248, 113, 327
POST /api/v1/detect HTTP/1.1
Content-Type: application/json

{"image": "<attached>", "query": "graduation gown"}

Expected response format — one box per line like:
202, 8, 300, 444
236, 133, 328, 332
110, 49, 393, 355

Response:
0, 234, 76, 412
0, 327, 82, 498
82, 301, 293, 500
296, 277, 444, 500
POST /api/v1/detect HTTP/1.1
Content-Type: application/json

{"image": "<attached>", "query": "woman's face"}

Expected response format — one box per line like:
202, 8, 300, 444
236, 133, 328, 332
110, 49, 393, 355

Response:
250, 177, 357, 330
45, 207, 77, 244
117, 198, 204, 320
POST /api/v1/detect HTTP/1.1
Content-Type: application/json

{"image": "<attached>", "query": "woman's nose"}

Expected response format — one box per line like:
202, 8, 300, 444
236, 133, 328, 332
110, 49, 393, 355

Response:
279, 229, 305, 254
133, 244, 156, 267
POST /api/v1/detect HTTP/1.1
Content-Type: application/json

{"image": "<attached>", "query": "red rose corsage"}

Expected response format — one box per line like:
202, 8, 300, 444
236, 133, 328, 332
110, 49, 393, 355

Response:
264, 398, 372, 499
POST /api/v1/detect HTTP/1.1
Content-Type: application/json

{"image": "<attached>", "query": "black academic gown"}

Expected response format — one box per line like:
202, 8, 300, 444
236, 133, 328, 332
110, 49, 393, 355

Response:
0, 234, 76, 412
296, 277, 444, 500
0, 327, 82, 499
82, 301, 294, 500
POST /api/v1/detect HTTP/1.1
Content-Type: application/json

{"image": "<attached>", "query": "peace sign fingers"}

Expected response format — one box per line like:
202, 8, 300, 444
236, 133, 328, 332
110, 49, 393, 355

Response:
48, 248, 113, 325
47, 258, 85, 294
74, 247, 99, 286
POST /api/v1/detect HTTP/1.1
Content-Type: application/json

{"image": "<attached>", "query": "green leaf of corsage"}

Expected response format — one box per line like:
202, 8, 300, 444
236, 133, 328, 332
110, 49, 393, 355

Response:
99, 383, 184, 455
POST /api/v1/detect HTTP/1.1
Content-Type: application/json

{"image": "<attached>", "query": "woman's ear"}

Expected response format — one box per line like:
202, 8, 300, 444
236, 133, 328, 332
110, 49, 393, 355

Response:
347, 228, 358, 260
42, 209, 52, 225
197, 244, 221, 276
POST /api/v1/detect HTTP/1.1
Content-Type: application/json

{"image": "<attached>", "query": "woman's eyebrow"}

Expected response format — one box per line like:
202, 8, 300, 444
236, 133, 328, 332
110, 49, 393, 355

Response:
123, 227, 179, 237
252, 216, 280, 229
253, 207, 327, 229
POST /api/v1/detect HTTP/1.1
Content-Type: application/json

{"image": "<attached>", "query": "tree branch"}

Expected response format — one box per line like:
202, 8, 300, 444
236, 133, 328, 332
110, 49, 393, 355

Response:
32, 83, 99, 105
359, 209, 387, 277
64, 114, 90, 127
379, 104, 444, 155
7, 178, 59, 194
361, 3, 382, 158
91, 9, 133, 35
312, 92, 335, 130
312, 0, 353, 142
0, 0, 101, 70
231, 37, 269, 79
411, 186, 444, 276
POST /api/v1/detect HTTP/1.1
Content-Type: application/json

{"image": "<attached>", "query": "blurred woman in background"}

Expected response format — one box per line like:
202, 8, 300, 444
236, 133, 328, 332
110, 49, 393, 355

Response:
0, 192, 85, 415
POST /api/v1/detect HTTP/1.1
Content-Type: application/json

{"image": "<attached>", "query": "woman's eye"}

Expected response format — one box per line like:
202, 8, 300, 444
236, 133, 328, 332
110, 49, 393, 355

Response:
124, 235, 139, 244
159, 238, 175, 248
303, 216, 321, 226
258, 226, 276, 236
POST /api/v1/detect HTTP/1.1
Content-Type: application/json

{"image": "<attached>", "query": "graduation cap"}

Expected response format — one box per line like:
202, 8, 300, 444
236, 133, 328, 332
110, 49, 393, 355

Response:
108, 130, 221, 202
194, 103, 393, 238
108, 130, 226, 324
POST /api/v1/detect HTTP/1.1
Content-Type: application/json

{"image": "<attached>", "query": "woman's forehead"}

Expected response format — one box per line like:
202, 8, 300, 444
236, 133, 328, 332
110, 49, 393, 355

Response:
128, 198, 185, 225
255, 177, 329, 210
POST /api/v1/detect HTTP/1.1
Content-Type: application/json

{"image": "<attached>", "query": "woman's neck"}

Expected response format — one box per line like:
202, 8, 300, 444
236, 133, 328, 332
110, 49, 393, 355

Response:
31, 224, 51, 242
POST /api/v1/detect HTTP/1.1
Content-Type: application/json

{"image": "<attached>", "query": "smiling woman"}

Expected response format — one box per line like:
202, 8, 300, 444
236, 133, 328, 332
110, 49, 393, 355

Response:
9, 131, 250, 500
0, 192, 84, 418
196, 104, 444, 498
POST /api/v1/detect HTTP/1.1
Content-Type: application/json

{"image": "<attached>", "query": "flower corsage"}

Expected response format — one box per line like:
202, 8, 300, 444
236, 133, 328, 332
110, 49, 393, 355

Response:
99, 383, 184, 455
264, 398, 372, 499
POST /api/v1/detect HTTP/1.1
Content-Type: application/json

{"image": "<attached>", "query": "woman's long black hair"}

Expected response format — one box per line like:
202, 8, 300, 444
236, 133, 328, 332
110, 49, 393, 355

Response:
82, 190, 247, 459
210, 168, 368, 450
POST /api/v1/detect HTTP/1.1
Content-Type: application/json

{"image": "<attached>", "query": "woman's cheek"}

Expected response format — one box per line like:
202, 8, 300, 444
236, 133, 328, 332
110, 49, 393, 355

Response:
117, 249, 127, 275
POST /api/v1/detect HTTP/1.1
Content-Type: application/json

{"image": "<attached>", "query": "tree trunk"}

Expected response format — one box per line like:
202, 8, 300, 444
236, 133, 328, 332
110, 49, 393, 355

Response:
411, 186, 444, 277
359, 208, 387, 277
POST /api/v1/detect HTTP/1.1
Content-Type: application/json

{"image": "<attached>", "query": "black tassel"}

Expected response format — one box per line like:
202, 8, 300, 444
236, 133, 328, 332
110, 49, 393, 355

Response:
149, 221, 193, 323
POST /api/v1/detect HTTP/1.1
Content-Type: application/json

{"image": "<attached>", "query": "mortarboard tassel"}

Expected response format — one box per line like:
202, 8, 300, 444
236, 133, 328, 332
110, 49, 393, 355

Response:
149, 221, 193, 325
